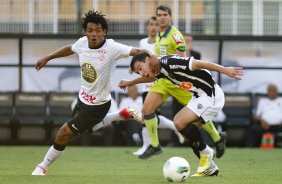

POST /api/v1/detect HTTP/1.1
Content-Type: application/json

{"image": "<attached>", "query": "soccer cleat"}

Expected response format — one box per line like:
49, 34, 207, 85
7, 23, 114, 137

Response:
31, 165, 47, 176
138, 145, 163, 159
191, 161, 219, 177
133, 146, 147, 156
119, 107, 142, 122
197, 150, 214, 173
215, 132, 227, 158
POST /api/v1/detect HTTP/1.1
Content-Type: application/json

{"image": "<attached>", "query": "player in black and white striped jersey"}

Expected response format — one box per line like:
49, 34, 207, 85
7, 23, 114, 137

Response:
119, 52, 244, 176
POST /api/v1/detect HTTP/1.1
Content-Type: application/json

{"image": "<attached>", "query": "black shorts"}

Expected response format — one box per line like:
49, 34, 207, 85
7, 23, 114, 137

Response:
67, 98, 111, 135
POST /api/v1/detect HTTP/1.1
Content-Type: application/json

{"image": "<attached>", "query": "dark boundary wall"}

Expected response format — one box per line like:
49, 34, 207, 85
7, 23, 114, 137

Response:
1, 34, 282, 91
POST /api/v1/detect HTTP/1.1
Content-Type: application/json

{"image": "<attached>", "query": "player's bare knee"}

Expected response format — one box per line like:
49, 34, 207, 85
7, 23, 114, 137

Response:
55, 123, 73, 144
142, 104, 156, 115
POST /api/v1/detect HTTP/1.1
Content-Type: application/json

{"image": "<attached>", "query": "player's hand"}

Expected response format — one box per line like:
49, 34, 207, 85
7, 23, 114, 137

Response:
225, 67, 244, 80
35, 58, 49, 71
119, 80, 131, 91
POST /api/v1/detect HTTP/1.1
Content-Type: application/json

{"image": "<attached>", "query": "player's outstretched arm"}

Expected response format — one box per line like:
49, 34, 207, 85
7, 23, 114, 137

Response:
192, 59, 244, 80
119, 77, 155, 90
35, 45, 74, 71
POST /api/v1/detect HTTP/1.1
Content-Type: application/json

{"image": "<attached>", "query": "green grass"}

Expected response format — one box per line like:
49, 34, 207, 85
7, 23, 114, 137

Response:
0, 146, 281, 184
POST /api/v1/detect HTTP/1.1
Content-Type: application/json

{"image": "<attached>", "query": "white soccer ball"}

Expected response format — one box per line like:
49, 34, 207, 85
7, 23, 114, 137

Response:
163, 157, 190, 182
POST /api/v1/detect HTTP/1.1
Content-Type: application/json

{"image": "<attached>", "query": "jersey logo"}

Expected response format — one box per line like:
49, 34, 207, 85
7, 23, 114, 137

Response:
169, 65, 187, 70
80, 90, 97, 104
98, 49, 107, 61
179, 81, 193, 91
81, 62, 97, 83
172, 34, 184, 44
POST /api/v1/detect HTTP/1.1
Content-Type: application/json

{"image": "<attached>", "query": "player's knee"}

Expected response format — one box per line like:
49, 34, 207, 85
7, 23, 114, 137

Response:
142, 105, 156, 115
55, 123, 74, 144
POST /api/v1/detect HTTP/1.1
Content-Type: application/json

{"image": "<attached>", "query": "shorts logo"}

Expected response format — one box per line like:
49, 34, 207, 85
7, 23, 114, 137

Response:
72, 124, 79, 131
197, 104, 203, 109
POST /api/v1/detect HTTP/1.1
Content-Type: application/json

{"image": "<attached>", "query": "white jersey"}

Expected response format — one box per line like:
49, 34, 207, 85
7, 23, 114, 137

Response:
71, 37, 132, 105
139, 37, 155, 93
256, 97, 282, 125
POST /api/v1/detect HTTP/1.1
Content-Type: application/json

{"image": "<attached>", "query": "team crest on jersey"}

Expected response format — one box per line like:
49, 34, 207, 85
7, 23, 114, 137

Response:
98, 49, 107, 61
81, 62, 97, 83
172, 34, 184, 44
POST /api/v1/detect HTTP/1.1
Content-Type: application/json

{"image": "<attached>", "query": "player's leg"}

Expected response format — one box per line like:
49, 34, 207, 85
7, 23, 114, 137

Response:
31, 122, 73, 176
138, 91, 164, 159
157, 115, 185, 144
174, 108, 214, 174
32, 99, 111, 176
133, 125, 150, 155
170, 86, 226, 158
92, 107, 142, 132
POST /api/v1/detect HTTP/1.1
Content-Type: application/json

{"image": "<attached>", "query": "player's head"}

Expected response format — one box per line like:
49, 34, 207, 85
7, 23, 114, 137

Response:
146, 16, 159, 37
267, 83, 278, 99
131, 52, 155, 78
81, 10, 109, 49
156, 5, 172, 29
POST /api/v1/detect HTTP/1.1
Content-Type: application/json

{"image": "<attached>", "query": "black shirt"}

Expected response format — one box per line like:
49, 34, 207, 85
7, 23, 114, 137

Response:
157, 55, 215, 97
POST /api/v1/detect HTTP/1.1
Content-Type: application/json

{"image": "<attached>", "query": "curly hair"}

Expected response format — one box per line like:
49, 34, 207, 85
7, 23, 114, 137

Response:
81, 10, 109, 33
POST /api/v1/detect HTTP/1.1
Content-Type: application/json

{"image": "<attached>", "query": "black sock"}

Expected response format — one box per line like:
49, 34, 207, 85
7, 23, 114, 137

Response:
53, 142, 66, 151
190, 142, 200, 159
180, 124, 206, 151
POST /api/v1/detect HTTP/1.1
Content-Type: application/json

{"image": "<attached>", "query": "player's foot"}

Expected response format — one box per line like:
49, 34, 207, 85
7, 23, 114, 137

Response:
197, 149, 214, 173
138, 145, 162, 159
191, 161, 219, 177
174, 131, 185, 144
31, 165, 47, 176
119, 107, 142, 121
133, 146, 147, 156
215, 132, 227, 158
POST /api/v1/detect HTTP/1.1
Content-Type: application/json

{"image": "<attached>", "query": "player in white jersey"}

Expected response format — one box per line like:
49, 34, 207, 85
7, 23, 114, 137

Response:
120, 52, 244, 176
32, 10, 145, 176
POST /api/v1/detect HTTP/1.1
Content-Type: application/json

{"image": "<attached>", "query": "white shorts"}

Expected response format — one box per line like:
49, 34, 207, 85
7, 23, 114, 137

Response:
186, 84, 225, 122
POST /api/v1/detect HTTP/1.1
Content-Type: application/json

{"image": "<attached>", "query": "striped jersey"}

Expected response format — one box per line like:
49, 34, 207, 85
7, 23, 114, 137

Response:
157, 55, 216, 97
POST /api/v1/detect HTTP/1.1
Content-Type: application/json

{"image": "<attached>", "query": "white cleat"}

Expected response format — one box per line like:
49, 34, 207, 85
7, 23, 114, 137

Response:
119, 107, 142, 122
191, 161, 219, 177
197, 150, 214, 173
31, 165, 47, 176
133, 146, 147, 156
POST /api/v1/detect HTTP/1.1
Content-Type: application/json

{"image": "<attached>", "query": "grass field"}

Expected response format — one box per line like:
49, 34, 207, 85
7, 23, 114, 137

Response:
0, 146, 281, 184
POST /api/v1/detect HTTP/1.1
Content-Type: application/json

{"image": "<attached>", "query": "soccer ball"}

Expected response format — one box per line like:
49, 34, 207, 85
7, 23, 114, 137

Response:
163, 157, 190, 182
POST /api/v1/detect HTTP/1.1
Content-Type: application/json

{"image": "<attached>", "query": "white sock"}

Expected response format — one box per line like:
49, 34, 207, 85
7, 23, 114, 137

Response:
141, 127, 150, 148
92, 111, 120, 132
102, 111, 120, 126
39, 146, 64, 169
158, 115, 177, 131
199, 145, 212, 155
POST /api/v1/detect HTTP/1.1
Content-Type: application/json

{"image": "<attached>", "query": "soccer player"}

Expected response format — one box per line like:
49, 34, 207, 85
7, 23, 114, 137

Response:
31, 10, 145, 176
134, 5, 226, 160
119, 52, 244, 176
133, 16, 185, 156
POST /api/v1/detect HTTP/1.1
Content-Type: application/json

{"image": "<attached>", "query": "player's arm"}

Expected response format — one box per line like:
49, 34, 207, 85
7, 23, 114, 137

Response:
192, 59, 244, 80
129, 47, 155, 56
35, 45, 74, 71
119, 77, 156, 90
